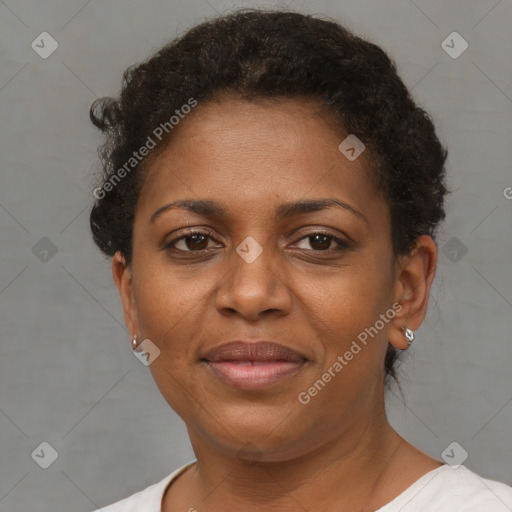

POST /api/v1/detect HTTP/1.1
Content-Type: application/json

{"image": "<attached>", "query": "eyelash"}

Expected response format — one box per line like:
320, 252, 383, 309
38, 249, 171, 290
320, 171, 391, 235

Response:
164, 229, 351, 253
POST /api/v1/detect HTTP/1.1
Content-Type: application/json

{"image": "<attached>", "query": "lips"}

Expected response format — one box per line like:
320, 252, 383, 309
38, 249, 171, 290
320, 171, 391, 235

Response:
202, 340, 306, 363
201, 341, 307, 390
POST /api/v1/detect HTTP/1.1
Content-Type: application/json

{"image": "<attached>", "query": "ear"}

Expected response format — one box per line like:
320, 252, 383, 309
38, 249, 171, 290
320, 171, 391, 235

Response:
388, 235, 438, 350
112, 251, 140, 339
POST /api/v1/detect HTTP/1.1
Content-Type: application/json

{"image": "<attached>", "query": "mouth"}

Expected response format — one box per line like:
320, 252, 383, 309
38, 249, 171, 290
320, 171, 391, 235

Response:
200, 340, 307, 390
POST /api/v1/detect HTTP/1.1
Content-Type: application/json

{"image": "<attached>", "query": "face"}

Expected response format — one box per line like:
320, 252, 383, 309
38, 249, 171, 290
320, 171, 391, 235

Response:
113, 97, 435, 462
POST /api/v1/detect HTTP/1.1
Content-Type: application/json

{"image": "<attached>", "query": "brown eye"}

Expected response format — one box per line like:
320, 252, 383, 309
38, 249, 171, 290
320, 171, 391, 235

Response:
166, 231, 218, 252
180, 233, 209, 251
308, 234, 331, 250
295, 232, 350, 251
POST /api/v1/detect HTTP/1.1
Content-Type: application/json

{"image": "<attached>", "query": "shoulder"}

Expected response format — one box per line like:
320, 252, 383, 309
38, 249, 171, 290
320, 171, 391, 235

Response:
379, 465, 512, 512
439, 465, 512, 509
88, 461, 196, 512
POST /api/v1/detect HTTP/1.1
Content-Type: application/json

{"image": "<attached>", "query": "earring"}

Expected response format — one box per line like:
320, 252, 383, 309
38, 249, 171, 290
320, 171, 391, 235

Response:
401, 326, 415, 345
131, 334, 139, 350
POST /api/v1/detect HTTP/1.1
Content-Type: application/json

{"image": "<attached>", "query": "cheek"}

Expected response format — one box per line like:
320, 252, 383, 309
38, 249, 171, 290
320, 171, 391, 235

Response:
133, 262, 205, 416
132, 252, 209, 333
306, 261, 391, 337
300, 261, 394, 391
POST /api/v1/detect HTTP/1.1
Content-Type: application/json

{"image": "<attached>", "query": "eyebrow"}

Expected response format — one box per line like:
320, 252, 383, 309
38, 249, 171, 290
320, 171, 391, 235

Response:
149, 198, 368, 224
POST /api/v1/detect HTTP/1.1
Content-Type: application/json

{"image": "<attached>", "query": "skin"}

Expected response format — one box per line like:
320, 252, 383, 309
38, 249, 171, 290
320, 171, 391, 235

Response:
112, 97, 442, 512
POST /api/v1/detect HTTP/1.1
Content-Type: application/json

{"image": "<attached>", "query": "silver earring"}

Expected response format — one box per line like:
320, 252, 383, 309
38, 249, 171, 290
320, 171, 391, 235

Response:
401, 326, 415, 345
131, 334, 139, 350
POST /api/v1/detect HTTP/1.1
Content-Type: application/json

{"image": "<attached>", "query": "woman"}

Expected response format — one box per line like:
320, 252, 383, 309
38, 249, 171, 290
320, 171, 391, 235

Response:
88, 8, 512, 511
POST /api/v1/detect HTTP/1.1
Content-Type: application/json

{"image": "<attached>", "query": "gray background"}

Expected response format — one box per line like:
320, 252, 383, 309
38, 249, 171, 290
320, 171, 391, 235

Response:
0, 1, 511, 511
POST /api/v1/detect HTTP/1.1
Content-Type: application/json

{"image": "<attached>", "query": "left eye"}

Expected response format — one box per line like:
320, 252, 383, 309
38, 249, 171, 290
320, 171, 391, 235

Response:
168, 231, 218, 251
295, 233, 349, 251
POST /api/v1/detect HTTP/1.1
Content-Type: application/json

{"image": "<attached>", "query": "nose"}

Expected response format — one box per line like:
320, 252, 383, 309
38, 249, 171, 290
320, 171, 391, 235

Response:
214, 240, 292, 321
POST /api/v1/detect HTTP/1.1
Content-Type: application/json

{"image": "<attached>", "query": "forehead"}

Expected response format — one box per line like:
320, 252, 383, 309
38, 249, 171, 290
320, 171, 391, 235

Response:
137, 97, 384, 224
151, 96, 352, 161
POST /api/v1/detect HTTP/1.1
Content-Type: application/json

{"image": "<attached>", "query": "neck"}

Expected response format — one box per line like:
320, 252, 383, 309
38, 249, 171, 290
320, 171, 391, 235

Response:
177, 411, 406, 511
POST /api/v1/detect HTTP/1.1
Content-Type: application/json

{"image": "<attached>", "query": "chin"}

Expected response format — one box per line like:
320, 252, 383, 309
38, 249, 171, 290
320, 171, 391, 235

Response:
200, 406, 311, 456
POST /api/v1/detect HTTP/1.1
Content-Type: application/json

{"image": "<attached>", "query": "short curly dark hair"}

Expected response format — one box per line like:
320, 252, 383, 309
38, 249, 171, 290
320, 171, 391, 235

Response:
89, 8, 448, 384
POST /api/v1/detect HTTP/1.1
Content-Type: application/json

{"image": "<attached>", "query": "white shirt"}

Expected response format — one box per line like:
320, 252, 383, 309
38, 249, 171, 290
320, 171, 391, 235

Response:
91, 461, 512, 511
